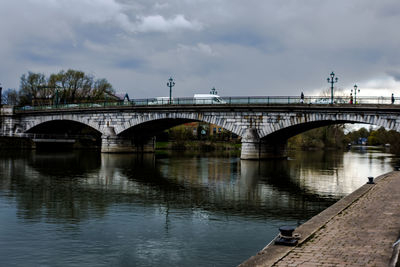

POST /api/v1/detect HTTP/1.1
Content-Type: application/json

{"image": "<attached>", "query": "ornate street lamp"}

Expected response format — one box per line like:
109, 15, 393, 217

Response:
210, 87, 218, 95
167, 77, 175, 104
351, 84, 360, 104
0, 83, 2, 106
327, 72, 338, 104
55, 89, 59, 107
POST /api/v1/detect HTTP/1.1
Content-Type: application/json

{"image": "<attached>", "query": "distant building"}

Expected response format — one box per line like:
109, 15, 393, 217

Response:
357, 137, 367, 145
115, 92, 130, 103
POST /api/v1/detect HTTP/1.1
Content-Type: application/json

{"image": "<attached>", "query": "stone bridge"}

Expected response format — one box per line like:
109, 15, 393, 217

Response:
1, 103, 400, 159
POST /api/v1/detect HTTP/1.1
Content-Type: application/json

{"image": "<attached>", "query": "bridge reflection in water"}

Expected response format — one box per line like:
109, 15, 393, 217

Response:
1, 149, 395, 222
0, 149, 397, 266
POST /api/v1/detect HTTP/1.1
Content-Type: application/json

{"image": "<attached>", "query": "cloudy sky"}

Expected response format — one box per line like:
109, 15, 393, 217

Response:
1, 0, 400, 98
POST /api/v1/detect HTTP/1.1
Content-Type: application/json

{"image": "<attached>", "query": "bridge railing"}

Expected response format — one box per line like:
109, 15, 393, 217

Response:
14, 96, 397, 112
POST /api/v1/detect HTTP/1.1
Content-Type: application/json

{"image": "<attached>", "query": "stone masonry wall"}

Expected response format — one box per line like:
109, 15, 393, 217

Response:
4, 110, 400, 139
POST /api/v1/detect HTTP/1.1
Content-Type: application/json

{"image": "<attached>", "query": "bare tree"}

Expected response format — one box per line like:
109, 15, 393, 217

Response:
19, 72, 47, 105
20, 69, 115, 105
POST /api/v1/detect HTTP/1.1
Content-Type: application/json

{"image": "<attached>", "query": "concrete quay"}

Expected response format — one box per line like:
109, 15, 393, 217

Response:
240, 171, 400, 267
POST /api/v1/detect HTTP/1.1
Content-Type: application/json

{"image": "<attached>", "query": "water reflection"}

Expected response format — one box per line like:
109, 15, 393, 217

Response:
0, 150, 353, 223
0, 149, 397, 267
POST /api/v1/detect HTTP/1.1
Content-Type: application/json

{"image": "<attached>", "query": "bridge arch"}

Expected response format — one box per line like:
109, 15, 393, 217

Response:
115, 112, 242, 137
258, 113, 399, 139
23, 118, 103, 136
241, 112, 400, 160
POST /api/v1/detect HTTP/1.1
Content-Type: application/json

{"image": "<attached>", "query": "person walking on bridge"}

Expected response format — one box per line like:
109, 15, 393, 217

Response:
300, 92, 304, 103
392, 93, 395, 104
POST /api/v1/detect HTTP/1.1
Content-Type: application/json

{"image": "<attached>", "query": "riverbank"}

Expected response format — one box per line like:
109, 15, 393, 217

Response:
156, 140, 241, 151
0, 136, 34, 150
240, 170, 400, 266
0, 136, 100, 151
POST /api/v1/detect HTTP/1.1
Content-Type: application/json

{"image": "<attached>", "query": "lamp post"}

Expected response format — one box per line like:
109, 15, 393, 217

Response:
167, 77, 175, 104
351, 84, 360, 104
55, 88, 59, 107
38, 85, 62, 107
0, 83, 2, 107
327, 72, 338, 104
210, 87, 217, 95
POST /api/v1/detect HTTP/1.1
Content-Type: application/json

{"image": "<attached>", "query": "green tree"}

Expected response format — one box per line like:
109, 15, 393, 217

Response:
92, 78, 114, 100
345, 126, 400, 154
19, 72, 47, 105
345, 127, 369, 144
386, 130, 400, 154
20, 69, 115, 105
49, 70, 98, 103
288, 124, 346, 150
374, 127, 389, 144
367, 131, 379, 145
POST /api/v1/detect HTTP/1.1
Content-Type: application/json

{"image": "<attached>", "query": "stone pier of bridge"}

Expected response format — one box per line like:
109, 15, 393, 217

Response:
100, 126, 282, 159
240, 128, 287, 159
101, 126, 155, 153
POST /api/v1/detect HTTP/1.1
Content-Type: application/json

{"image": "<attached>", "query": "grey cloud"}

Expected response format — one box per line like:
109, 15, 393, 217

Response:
116, 58, 145, 70
386, 71, 400, 82
1, 0, 400, 98
134, 14, 202, 33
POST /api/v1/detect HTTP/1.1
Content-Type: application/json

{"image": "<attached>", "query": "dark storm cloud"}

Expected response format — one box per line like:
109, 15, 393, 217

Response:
1, 0, 400, 97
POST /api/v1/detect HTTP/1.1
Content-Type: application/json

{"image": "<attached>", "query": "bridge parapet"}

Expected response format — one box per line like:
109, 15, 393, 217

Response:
11, 95, 399, 112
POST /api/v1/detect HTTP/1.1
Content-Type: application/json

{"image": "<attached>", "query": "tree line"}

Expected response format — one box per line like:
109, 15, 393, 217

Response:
288, 125, 346, 150
289, 125, 400, 154
1, 69, 116, 106
344, 126, 400, 152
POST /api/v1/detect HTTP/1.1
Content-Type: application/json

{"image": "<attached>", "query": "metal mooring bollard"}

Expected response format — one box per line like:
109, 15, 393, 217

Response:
367, 176, 375, 184
275, 226, 298, 246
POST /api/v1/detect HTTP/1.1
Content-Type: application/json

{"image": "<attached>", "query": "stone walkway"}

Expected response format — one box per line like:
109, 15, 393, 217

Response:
241, 171, 400, 267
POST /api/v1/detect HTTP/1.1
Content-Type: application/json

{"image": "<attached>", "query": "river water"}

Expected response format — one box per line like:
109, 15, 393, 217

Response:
0, 148, 397, 267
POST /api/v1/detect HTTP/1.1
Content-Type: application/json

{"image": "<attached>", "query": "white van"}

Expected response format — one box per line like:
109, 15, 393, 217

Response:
149, 97, 173, 105
193, 94, 225, 104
